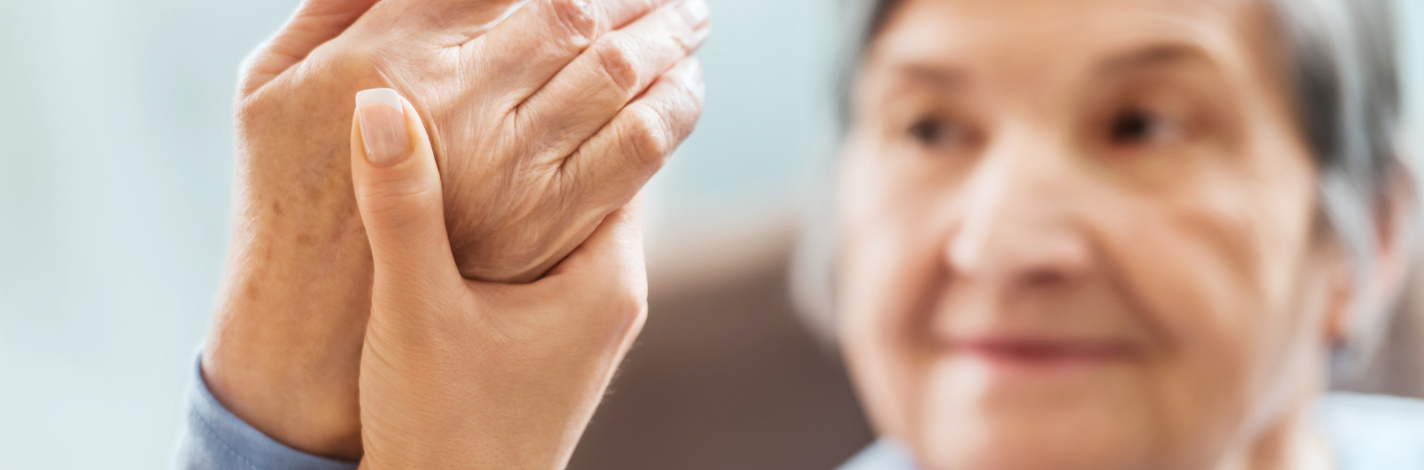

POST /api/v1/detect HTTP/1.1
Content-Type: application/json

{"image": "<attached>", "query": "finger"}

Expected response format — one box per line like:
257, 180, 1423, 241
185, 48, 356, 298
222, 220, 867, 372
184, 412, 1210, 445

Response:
542, 198, 647, 295
515, 0, 711, 152
463, 0, 680, 102
529, 199, 649, 341
349, 0, 524, 46
560, 58, 705, 209
350, 88, 462, 284
241, 0, 383, 95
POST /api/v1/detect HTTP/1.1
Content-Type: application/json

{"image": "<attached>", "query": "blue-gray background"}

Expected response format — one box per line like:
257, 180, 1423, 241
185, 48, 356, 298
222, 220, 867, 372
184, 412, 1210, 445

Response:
0, 1, 1418, 468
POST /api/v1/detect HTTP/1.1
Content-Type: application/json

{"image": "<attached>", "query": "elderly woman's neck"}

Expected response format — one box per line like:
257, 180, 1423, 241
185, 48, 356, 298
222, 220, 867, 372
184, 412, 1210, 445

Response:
1219, 391, 1335, 470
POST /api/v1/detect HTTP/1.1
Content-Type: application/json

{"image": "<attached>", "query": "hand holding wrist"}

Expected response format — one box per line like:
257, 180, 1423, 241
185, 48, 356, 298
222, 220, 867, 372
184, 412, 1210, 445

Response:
349, 89, 648, 469
206, 0, 706, 458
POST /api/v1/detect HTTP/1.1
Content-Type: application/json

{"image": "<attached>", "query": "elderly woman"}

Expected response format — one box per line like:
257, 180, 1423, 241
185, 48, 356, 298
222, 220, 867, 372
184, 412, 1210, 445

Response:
819, 0, 1422, 469
178, 0, 1421, 468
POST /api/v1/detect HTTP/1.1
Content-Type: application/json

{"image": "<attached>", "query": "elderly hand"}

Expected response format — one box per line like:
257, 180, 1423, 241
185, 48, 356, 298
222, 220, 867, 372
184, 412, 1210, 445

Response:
203, 0, 706, 460
350, 89, 646, 470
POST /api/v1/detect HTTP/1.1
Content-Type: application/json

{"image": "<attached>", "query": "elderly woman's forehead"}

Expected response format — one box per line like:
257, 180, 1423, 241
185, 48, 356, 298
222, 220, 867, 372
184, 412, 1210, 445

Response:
897, 0, 1256, 17
874, 0, 1275, 67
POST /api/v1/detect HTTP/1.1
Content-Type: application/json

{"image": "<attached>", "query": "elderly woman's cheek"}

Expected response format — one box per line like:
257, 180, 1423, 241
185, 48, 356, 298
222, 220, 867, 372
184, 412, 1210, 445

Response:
1086, 190, 1293, 448
834, 159, 962, 446
834, 236, 941, 450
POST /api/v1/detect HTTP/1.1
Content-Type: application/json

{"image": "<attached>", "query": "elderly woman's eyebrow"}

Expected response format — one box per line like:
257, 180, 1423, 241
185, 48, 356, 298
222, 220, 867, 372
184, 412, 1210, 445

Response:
1096, 43, 1212, 75
894, 63, 967, 89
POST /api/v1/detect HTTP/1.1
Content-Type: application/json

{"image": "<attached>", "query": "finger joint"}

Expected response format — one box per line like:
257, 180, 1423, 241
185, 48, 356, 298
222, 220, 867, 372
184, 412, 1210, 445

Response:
624, 105, 673, 166
549, 0, 600, 45
592, 39, 642, 99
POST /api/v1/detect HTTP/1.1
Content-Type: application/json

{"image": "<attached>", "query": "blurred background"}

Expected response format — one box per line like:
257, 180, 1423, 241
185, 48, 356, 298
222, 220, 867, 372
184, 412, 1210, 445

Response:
0, 0, 1420, 469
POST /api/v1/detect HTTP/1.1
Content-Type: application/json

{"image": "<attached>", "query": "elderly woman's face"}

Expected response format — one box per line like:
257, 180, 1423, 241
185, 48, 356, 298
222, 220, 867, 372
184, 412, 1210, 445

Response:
836, 0, 1351, 468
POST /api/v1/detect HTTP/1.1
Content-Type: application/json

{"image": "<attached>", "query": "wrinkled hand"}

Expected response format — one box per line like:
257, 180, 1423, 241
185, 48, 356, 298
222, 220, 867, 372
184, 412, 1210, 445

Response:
243, 0, 707, 282
350, 89, 647, 469
203, 0, 706, 460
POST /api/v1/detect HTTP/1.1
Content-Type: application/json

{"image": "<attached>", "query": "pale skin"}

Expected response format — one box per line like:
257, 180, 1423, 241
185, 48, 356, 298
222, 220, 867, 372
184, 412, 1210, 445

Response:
204, 0, 707, 459
207, 0, 1414, 469
837, 0, 1407, 470
347, 92, 649, 469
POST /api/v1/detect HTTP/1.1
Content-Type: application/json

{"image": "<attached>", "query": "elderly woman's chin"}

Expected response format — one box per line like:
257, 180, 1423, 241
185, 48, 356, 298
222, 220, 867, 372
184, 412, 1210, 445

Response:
905, 359, 1162, 470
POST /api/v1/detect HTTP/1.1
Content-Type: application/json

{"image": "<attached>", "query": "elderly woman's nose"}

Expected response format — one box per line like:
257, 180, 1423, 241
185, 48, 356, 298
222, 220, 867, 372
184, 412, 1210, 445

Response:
944, 151, 1093, 289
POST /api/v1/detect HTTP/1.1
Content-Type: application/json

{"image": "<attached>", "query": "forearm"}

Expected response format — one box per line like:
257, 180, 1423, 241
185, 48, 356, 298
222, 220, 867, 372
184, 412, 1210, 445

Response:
203, 178, 373, 460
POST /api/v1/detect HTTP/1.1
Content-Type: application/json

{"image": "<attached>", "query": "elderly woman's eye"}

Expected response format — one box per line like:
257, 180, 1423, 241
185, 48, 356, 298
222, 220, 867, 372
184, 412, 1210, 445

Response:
908, 117, 961, 148
1109, 109, 1180, 146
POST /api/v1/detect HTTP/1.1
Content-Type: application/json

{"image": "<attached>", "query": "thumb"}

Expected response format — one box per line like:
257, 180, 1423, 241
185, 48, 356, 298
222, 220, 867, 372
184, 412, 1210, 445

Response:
274, 0, 381, 53
351, 88, 460, 284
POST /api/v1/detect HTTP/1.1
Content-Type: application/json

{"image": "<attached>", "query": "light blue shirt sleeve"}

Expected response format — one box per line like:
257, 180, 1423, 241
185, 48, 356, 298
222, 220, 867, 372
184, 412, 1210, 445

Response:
839, 393, 1424, 470
837, 439, 917, 470
1321, 392, 1424, 470
171, 355, 360, 470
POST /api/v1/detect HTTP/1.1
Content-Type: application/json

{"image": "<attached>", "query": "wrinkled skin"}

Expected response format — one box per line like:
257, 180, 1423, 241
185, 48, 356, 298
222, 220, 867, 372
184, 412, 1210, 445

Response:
347, 96, 650, 470
204, 0, 707, 459
836, 0, 1404, 469
240, 0, 706, 282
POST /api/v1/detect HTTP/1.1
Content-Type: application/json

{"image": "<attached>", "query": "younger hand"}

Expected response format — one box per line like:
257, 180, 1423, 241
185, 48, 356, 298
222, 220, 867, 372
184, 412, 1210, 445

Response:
350, 89, 648, 469
205, 0, 706, 457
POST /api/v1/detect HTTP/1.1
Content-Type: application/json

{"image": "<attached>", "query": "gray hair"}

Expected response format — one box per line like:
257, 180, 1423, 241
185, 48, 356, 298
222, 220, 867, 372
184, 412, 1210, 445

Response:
791, 0, 1415, 378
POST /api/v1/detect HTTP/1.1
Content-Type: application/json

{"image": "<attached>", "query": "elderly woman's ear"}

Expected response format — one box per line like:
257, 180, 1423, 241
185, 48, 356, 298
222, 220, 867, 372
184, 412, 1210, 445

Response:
1374, 162, 1421, 312
1331, 161, 1422, 348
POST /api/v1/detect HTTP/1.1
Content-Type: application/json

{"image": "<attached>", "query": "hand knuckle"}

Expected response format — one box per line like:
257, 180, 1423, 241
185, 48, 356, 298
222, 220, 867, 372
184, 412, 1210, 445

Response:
667, 84, 705, 139
550, 0, 599, 45
361, 199, 425, 232
233, 93, 270, 124
593, 40, 641, 97
358, 178, 440, 226
624, 106, 672, 163
607, 285, 648, 325
683, 75, 707, 108
622, 287, 648, 315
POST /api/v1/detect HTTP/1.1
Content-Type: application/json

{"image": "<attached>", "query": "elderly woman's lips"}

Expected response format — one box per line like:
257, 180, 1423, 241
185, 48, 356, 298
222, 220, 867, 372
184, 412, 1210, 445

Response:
951, 338, 1135, 366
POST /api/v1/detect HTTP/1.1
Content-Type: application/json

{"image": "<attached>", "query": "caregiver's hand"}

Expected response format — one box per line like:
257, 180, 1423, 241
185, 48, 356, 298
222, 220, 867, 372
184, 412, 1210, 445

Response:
352, 89, 646, 470
203, 0, 706, 460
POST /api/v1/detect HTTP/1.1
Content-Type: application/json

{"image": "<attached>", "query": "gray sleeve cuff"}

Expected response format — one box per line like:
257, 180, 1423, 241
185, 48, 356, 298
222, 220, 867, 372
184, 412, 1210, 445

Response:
171, 354, 360, 470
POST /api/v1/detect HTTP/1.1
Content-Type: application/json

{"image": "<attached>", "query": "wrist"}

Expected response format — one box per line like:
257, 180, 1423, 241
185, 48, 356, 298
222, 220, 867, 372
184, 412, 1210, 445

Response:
201, 350, 365, 460
203, 205, 373, 460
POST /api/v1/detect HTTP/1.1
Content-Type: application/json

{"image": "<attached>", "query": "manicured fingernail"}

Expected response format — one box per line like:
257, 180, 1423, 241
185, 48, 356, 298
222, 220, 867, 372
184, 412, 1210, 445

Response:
678, 0, 710, 27
356, 88, 411, 167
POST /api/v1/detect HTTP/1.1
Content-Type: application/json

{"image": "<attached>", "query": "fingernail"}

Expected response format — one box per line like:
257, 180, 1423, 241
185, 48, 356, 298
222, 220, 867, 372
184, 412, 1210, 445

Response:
678, 0, 710, 28
674, 58, 704, 93
356, 88, 412, 167
679, 58, 703, 82
677, 58, 700, 95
